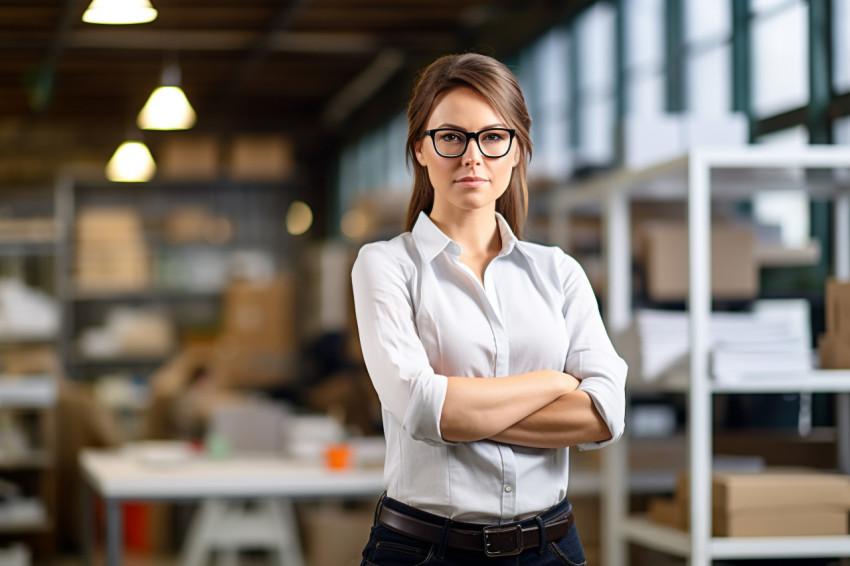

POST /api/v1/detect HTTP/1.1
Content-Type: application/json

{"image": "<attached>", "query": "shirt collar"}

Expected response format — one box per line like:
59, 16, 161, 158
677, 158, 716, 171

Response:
411, 211, 520, 263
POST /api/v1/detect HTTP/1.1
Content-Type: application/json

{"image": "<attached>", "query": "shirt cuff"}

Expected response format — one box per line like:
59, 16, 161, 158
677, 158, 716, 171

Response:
576, 381, 622, 451
401, 369, 454, 445
570, 351, 627, 451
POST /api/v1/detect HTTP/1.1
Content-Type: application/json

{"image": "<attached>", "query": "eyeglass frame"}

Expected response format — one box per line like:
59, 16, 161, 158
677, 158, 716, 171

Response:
422, 127, 517, 159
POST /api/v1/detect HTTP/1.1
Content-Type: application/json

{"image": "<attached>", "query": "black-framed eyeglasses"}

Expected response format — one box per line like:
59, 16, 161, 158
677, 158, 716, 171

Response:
422, 128, 516, 158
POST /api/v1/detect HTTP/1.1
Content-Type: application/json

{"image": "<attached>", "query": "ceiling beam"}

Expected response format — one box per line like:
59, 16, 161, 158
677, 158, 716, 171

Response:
322, 49, 405, 127
66, 29, 380, 54
219, 0, 311, 102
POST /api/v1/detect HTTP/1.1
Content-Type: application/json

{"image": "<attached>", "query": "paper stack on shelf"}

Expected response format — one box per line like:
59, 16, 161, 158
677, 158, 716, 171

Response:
631, 300, 812, 383
0, 279, 58, 339
712, 300, 812, 382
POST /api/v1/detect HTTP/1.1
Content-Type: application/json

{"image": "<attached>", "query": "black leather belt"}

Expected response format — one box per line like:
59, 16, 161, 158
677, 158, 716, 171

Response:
377, 502, 574, 557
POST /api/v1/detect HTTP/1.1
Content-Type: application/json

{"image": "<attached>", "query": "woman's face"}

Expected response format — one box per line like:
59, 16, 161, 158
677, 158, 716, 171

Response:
414, 86, 519, 218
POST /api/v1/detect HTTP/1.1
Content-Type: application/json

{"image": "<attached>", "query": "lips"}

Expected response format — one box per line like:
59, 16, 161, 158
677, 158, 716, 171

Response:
456, 175, 487, 187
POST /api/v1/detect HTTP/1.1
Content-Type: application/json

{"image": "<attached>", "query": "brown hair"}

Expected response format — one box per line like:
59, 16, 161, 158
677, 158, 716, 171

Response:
404, 53, 532, 238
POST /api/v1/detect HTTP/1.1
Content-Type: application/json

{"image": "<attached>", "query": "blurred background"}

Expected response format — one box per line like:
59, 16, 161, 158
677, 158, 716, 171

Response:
1, 0, 850, 565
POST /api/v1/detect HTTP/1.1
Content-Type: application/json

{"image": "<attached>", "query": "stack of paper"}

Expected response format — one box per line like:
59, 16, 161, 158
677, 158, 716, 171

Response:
634, 300, 812, 383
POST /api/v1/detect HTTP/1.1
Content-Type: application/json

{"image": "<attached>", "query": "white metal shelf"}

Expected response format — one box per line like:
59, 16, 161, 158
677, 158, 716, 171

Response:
712, 370, 850, 393
0, 375, 57, 408
551, 146, 850, 566
623, 516, 850, 560
0, 451, 51, 469
0, 332, 56, 345
630, 369, 850, 395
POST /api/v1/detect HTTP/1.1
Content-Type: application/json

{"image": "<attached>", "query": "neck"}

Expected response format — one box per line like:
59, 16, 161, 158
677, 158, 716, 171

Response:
429, 206, 501, 256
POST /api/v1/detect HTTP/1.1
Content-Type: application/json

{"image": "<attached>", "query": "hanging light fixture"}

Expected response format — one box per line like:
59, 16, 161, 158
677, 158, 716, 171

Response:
82, 0, 158, 25
137, 65, 197, 130
106, 141, 156, 182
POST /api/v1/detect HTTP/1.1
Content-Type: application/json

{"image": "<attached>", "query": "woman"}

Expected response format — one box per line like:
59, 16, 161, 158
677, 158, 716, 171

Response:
351, 53, 627, 565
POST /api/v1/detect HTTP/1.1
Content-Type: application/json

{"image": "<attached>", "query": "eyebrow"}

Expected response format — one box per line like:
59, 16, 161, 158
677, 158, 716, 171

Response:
433, 123, 507, 130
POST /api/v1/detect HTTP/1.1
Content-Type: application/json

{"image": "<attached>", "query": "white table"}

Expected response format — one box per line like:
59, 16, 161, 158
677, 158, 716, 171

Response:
80, 446, 385, 566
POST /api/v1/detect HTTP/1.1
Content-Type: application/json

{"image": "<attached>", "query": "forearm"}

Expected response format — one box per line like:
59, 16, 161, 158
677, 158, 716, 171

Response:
440, 370, 575, 442
488, 390, 612, 449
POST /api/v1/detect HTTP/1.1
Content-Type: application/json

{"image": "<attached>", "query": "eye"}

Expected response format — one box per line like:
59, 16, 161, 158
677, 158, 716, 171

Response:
482, 131, 507, 142
438, 131, 463, 143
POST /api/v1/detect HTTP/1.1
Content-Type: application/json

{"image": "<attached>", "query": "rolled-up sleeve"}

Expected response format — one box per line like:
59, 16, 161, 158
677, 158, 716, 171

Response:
351, 243, 449, 445
560, 255, 628, 450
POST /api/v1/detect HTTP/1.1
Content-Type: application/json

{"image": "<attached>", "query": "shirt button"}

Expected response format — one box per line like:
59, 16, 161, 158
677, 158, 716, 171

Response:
504, 485, 513, 493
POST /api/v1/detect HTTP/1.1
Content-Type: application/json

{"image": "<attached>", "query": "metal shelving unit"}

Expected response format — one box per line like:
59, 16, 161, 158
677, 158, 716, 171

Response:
550, 146, 850, 566
0, 186, 60, 552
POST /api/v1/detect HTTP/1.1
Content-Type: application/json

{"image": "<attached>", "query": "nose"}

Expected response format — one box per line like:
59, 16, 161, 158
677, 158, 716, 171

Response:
462, 136, 483, 165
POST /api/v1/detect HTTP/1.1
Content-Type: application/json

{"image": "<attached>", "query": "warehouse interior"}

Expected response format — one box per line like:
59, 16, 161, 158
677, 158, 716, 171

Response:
2, 0, 850, 565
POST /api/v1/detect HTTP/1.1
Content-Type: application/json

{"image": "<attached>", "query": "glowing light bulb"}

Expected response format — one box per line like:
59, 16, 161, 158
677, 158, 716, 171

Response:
83, 0, 158, 25
106, 141, 156, 182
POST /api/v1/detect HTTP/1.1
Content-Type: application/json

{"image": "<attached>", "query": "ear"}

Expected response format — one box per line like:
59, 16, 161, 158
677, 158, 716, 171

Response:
511, 146, 520, 168
414, 140, 427, 167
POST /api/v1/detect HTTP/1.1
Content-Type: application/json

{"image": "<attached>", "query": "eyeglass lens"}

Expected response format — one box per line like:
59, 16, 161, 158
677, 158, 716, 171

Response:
431, 129, 513, 158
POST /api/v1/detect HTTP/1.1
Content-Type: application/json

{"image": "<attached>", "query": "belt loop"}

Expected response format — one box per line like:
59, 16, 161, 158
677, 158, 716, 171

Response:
373, 492, 387, 526
436, 517, 453, 559
534, 515, 547, 555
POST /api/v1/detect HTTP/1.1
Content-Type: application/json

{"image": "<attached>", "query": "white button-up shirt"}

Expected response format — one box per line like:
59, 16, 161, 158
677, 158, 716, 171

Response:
351, 212, 626, 523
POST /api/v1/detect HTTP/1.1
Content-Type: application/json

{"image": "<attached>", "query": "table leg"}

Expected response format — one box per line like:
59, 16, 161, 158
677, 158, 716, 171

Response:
105, 499, 123, 566
80, 481, 93, 566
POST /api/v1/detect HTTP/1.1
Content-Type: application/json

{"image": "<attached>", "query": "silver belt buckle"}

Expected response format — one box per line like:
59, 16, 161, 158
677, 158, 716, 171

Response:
482, 524, 524, 557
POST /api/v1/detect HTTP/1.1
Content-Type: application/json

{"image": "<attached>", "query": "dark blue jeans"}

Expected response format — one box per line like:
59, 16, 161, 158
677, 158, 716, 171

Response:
360, 497, 587, 566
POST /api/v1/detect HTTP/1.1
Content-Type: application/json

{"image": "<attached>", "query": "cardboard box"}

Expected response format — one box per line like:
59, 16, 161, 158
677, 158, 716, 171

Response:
711, 469, 850, 512
299, 502, 374, 566
214, 276, 297, 386
75, 207, 151, 290
76, 208, 143, 237
715, 508, 848, 537
654, 468, 850, 537
158, 135, 220, 180
229, 135, 294, 181
642, 222, 758, 302
819, 333, 850, 369
648, 496, 687, 531
820, 279, 850, 368
569, 495, 601, 546
651, 496, 849, 537
222, 276, 294, 350
826, 278, 850, 335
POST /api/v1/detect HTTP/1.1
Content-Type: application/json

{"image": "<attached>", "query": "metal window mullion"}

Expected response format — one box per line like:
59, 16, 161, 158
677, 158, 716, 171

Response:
732, 0, 753, 140
664, 0, 685, 112
568, 19, 581, 151
808, 0, 833, 144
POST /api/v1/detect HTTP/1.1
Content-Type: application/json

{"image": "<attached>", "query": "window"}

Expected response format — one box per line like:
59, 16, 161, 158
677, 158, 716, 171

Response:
834, 0, 850, 93
750, 0, 809, 118
753, 126, 811, 248
835, 116, 850, 145
684, 0, 732, 116
525, 28, 573, 181
386, 113, 412, 192
624, 0, 665, 115
575, 2, 616, 166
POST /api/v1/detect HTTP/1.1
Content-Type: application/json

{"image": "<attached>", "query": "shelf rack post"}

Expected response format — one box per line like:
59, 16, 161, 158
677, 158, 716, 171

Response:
601, 187, 631, 566
836, 188, 850, 475
688, 151, 712, 566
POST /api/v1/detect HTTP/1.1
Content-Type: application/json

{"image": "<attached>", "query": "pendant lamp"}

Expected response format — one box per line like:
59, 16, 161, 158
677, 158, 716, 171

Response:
106, 141, 156, 182
137, 65, 197, 130
83, 0, 158, 25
